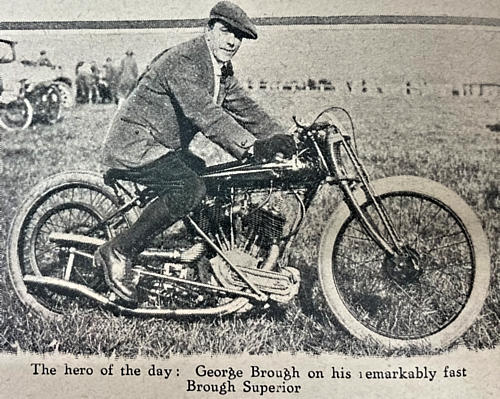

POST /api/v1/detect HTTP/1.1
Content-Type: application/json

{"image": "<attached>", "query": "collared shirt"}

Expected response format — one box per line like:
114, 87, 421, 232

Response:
205, 37, 225, 104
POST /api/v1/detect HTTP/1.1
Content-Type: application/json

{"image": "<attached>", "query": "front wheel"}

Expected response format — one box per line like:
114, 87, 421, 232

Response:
318, 176, 490, 350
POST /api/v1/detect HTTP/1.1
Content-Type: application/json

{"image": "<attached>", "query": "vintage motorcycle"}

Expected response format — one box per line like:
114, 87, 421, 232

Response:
7, 107, 491, 350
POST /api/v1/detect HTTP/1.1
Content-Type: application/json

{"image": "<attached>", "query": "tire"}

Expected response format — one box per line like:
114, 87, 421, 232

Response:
6, 171, 124, 319
0, 98, 33, 131
318, 176, 490, 350
56, 82, 75, 108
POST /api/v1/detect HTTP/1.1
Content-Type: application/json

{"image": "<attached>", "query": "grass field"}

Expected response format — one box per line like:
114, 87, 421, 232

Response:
0, 91, 498, 357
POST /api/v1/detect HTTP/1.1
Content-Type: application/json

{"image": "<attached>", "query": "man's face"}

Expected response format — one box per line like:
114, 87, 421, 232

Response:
206, 21, 243, 63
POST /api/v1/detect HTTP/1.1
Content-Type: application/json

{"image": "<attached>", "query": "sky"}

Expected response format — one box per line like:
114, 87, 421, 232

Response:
2, 0, 499, 21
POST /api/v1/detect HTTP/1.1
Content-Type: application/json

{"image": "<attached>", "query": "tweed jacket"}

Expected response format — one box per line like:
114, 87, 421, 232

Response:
102, 35, 283, 169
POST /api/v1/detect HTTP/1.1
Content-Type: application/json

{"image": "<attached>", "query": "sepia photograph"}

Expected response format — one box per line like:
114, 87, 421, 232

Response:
0, 0, 498, 397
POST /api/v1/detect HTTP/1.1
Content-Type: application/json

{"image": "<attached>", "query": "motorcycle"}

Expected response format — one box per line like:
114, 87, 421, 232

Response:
6, 107, 491, 350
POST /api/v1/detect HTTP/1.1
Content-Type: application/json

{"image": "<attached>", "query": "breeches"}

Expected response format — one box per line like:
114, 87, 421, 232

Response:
120, 151, 206, 220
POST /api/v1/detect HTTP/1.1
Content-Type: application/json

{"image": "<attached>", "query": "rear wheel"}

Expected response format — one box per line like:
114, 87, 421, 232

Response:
7, 171, 124, 319
319, 176, 490, 350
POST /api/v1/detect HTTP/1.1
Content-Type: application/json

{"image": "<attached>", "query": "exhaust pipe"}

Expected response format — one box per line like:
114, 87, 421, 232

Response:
23, 275, 249, 317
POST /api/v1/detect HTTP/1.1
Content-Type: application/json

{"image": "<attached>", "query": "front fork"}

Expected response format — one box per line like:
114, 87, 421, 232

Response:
323, 130, 404, 257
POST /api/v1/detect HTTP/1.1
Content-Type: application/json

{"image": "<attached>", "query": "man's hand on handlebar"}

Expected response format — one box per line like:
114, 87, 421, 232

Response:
251, 133, 296, 162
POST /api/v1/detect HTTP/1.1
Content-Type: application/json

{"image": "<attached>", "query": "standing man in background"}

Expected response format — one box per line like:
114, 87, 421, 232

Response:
75, 60, 94, 103
37, 50, 53, 67
102, 57, 118, 104
117, 49, 138, 104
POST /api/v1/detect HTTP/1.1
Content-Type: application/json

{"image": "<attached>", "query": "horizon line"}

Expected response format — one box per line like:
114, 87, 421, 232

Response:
1, 15, 499, 30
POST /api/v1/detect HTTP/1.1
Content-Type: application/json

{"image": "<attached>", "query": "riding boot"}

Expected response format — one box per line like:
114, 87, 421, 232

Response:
94, 197, 176, 303
113, 196, 176, 255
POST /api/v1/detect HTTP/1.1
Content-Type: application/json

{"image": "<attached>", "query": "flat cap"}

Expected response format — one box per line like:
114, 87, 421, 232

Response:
209, 1, 258, 40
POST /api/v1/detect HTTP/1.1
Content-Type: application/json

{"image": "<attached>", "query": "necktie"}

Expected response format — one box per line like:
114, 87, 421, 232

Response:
220, 64, 229, 84
216, 64, 229, 105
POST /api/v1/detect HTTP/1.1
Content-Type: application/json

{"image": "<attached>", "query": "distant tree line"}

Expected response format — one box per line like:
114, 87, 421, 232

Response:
244, 78, 500, 97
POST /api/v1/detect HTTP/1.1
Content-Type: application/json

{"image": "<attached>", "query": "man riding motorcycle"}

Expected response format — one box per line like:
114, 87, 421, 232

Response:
94, 1, 295, 303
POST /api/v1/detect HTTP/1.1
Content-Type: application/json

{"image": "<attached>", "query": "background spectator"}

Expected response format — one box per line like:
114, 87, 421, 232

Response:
37, 50, 53, 67
90, 61, 100, 103
101, 57, 118, 103
75, 61, 96, 104
117, 49, 138, 105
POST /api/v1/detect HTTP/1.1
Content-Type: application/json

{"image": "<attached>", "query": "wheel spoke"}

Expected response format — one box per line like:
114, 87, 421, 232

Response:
412, 197, 424, 251
72, 266, 92, 286
421, 230, 465, 243
426, 259, 473, 272
336, 251, 386, 268
342, 233, 377, 243
40, 219, 66, 231
425, 240, 469, 253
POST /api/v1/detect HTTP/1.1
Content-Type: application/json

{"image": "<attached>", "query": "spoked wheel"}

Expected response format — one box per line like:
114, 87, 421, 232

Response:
319, 176, 490, 350
0, 98, 33, 131
7, 171, 126, 319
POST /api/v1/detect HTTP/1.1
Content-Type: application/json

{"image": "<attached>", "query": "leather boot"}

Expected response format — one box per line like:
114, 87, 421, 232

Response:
94, 197, 175, 303
94, 242, 138, 303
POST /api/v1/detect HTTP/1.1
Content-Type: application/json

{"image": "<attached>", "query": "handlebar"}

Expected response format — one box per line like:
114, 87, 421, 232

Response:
292, 115, 331, 132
